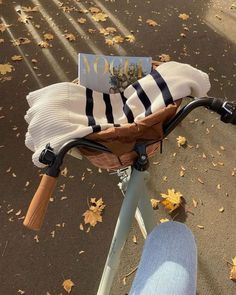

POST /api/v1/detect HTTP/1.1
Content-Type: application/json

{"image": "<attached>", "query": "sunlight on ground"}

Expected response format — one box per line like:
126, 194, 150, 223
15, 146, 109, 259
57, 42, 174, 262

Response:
204, 6, 236, 45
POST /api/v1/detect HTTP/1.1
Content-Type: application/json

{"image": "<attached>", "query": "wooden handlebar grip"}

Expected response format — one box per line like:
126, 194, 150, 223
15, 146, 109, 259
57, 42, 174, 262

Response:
23, 175, 57, 231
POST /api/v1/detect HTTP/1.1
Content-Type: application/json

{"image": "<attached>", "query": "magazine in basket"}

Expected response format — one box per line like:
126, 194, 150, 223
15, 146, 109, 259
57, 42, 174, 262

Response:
78, 53, 152, 94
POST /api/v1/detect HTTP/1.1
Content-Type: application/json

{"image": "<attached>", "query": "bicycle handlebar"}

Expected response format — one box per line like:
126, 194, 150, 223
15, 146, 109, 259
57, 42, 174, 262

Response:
23, 96, 236, 230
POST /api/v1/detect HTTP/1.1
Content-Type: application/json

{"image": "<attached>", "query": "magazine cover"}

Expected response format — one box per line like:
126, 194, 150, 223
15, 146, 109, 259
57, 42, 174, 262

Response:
78, 53, 152, 94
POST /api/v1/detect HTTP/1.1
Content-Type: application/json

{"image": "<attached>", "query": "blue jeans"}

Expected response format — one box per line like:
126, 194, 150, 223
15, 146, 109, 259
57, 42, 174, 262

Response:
129, 221, 197, 295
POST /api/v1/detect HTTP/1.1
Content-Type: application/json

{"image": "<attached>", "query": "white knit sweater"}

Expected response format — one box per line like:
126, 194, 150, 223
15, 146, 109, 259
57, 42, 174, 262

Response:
25, 61, 211, 167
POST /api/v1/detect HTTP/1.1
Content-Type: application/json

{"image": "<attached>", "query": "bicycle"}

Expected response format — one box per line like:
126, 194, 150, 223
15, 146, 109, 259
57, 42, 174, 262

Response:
23, 96, 236, 295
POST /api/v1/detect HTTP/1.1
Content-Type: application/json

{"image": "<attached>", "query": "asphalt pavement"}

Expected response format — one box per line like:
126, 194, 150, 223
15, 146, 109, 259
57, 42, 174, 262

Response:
0, 0, 235, 294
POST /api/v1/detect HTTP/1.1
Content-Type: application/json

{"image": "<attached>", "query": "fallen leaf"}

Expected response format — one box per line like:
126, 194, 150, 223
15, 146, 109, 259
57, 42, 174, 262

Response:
82, 198, 105, 226
112, 35, 124, 44
176, 136, 187, 147
0, 64, 13, 75
99, 27, 117, 35
192, 199, 198, 208
21, 6, 39, 12
89, 7, 100, 13
34, 235, 39, 243
92, 12, 108, 22
219, 207, 224, 213
64, 33, 76, 41
61, 167, 68, 177
79, 223, 84, 231
180, 170, 185, 177
88, 28, 96, 33
161, 189, 183, 212
11, 55, 23, 61
146, 19, 158, 26
179, 13, 190, 20
132, 235, 137, 244
150, 198, 160, 209
0, 23, 11, 32
160, 218, 170, 223
230, 257, 236, 280
18, 15, 33, 24
78, 18, 86, 24
159, 54, 170, 62
43, 33, 54, 40
197, 177, 204, 184
197, 225, 204, 229
38, 40, 51, 48
11, 37, 31, 46
125, 34, 136, 43
105, 39, 114, 46
62, 279, 75, 293
231, 3, 236, 9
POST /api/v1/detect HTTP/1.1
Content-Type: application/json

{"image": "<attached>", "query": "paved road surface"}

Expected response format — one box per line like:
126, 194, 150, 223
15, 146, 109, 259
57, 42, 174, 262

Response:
0, 0, 235, 294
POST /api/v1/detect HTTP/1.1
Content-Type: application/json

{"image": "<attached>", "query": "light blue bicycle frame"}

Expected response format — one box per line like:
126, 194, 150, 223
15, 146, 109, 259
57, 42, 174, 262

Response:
97, 167, 157, 295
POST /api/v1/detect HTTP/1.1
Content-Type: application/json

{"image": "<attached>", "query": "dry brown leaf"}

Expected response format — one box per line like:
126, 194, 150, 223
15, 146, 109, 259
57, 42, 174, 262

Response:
125, 34, 136, 43
11, 55, 23, 61
197, 177, 204, 184
100, 27, 117, 35
179, 13, 190, 20
230, 257, 236, 280
150, 198, 160, 209
0, 23, 11, 32
89, 7, 100, 13
12, 37, 31, 46
38, 41, 51, 48
146, 19, 158, 26
92, 12, 108, 22
78, 18, 86, 24
43, 33, 54, 40
160, 218, 170, 223
161, 189, 183, 212
62, 279, 75, 293
176, 136, 187, 147
159, 53, 171, 62
18, 15, 33, 24
105, 39, 114, 46
192, 199, 198, 208
22, 6, 39, 12
64, 33, 76, 41
61, 167, 68, 177
197, 225, 204, 229
82, 198, 105, 227
0, 64, 13, 75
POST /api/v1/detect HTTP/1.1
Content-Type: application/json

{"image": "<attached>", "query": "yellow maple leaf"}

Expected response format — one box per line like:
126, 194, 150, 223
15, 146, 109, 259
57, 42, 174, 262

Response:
159, 53, 171, 62
161, 189, 183, 212
176, 135, 187, 147
230, 257, 236, 280
92, 12, 108, 22
179, 13, 190, 20
0, 63, 13, 75
100, 27, 117, 36
150, 198, 160, 209
62, 279, 75, 293
21, 6, 39, 12
105, 39, 114, 46
146, 19, 158, 26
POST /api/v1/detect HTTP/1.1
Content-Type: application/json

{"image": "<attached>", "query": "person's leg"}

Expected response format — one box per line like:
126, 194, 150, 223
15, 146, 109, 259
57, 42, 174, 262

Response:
129, 221, 197, 295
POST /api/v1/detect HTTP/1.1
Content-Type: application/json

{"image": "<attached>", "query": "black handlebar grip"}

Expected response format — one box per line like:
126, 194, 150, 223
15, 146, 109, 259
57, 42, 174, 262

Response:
210, 98, 223, 114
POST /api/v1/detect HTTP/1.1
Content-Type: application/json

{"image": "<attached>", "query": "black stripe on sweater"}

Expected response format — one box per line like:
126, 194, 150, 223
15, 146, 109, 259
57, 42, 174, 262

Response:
132, 81, 152, 116
150, 70, 174, 106
121, 92, 134, 123
86, 88, 96, 126
103, 93, 114, 123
